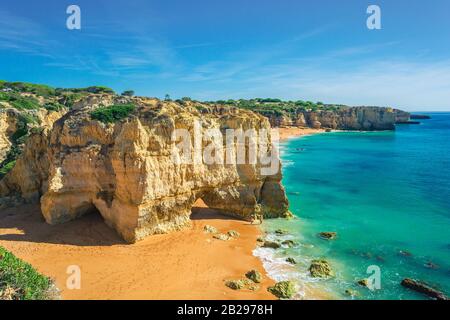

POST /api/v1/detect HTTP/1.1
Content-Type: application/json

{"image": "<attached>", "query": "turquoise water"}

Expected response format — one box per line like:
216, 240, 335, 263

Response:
257, 113, 450, 300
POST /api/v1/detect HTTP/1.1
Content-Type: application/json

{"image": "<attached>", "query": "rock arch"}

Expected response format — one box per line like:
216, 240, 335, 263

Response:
0, 97, 291, 243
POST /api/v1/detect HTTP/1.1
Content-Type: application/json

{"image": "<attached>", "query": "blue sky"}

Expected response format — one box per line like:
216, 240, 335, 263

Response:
1, 0, 450, 110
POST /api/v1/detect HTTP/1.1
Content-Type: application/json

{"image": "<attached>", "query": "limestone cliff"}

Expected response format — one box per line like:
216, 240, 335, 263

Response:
0, 95, 290, 243
264, 106, 401, 130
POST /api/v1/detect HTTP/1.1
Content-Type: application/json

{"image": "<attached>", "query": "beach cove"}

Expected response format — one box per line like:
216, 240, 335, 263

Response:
259, 114, 450, 300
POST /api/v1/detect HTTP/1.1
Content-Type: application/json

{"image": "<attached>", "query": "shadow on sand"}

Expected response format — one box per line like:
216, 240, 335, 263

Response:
0, 205, 125, 246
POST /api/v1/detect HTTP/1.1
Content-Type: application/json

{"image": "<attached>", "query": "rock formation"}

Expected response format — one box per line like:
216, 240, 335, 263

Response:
0, 95, 291, 243
264, 106, 400, 130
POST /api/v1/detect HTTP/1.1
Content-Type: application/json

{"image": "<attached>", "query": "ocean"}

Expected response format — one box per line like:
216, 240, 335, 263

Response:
255, 112, 450, 300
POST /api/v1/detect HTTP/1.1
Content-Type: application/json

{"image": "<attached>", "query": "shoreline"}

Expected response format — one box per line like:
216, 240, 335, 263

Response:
274, 126, 326, 141
260, 126, 336, 300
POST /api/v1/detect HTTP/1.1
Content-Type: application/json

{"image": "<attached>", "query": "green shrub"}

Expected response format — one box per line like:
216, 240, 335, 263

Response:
0, 92, 41, 110
90, 104, 135, 123
0, 246, 55, 300
0, 160, 16, 178
121, 90, 135, 97
44, 102, 64, 112
0, 81, 56, 97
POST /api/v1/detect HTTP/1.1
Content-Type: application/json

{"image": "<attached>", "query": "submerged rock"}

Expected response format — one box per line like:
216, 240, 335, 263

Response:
267, 281, 296, 299
357, 279, 369, 287
203, 225, 218, 234
274, 229, 289, 236
399, 250, 413, 257
318, 232, 337, 240
309, 259, 334, 278
262, 241, 281, 249
281, 240, 297, 248
286, 257, 297, 265
245, 270, 262, 283
401, 278, 448, 300
344, 289, 359, 297
424, 261, 440, 270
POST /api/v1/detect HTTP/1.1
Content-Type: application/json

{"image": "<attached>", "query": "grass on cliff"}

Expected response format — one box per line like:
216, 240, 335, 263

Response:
0, 247, 56, 300
90, 103, 136, 123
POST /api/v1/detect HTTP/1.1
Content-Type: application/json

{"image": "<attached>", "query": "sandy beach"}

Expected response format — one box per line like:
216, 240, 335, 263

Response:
0, 200, 276, 300
274, 127, 325, 141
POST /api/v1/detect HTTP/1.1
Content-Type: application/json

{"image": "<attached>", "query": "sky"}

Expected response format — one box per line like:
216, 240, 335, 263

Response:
1, 0, 450, 111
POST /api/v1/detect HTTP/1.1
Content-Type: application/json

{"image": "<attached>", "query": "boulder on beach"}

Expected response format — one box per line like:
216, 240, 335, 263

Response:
225, 280, 245, 290
213, 233, 230, 241
227, 230, 240, 238
267, 281, 296, 299
309, 259, 334, 278
245, 270, 262, 283
203, 225, 218, 234
401, 278, 448, 300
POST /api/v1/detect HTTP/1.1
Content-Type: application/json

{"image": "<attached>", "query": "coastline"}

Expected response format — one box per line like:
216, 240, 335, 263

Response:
258, 126, 336, 300
0, 202, 275, 300
0, 126, 328, 300
274, 126, 326, 141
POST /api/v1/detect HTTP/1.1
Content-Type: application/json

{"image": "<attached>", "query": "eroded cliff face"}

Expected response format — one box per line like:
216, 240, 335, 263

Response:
0, 110, 18, 163
265, 107, 400, 130
0, 95, 290, 243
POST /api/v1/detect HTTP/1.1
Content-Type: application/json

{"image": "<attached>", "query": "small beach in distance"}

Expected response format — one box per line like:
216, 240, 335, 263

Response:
260, 113, 450, 300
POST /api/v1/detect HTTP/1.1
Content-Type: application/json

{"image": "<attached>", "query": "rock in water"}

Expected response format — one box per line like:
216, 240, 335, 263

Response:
245, 270, 262, 283
262, 241, 281, 249
309, 259, 334, 278
344, 289, 359, 297
274, 229, 289, 235
401, 278, 448, 300
286, 257, 297, 265
281, 240, 297, 247
267, 281, 296, 299
357, 279, 369, 287
318, 232, 337, 240
0, 95, 291, 243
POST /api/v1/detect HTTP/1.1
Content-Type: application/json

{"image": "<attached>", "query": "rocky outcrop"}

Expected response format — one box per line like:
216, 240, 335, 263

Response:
264, 107, 401, 131
309, 259, 334, 278
0, 110, 18, 163
0, 108, 66, 164
394, 109, 411, 123
267, 281, 296, 299
0, 95, 290, 243
401, 278, 448, 300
